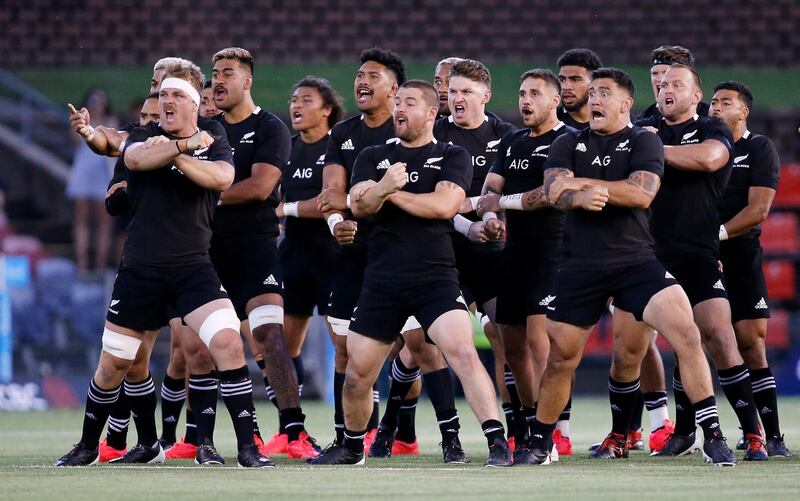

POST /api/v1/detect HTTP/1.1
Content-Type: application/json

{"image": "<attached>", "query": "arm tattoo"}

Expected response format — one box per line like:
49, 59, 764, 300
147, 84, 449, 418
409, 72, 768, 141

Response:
543, 168, 573, 197
625, 171, 660, 197
554, 190, 577, 210
439, 181, 462, 191
522, 186, 547, 210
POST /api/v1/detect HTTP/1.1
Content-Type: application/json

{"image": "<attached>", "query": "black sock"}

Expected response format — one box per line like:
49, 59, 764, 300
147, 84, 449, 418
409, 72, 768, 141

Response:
558, 397, 572, 422
280, 407, 306, 442
672, 366, 695, 436
184, 408, 198, 445
262, 376, 279, 409
159, 375, 185, 445
381, 358, 420, 435
522, 405, 537, 438
124, 374, 158, 447
368, 384, 380, 431
80, 378, 120, 450
396, 398, 418, 443
105, 391, 130, 450
504, 364, 527, 443
529, 418, 556, 451
694, 395, 723, 441
750, 367, 781, 438
609, 377, 640, 436
292, 356, 304, 398
481, 419, 506, 448
252, 407, 262, 439
718, 364, 760, 436
629, 389, 644, 431
343, 426, 366, 455
423, 368, 460, 442
502, 403, 516, 439
333, 371, 345, 444
219, 366, 255, 451
188, 372, 218, 445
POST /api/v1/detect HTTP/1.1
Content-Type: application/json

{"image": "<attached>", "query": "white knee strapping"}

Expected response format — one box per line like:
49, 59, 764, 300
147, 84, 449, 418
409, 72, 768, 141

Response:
401, 316, 422, 333
198, 308, 240, 347
476, 311, 490, 329
328, 316, 350, 336
248, 304, 284, 329
102, 328, 142, 360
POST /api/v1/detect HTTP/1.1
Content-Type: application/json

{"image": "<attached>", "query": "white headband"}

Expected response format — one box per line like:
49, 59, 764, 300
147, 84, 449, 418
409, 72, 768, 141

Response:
160, 77, 200, 106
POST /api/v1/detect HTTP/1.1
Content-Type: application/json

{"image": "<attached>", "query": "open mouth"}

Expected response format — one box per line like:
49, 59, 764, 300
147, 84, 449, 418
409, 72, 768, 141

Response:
214, 86, 227, 100
395, 116, 407, 126
591, 110, 605, 120
453, 104, 465, 117
663, 97, 675, 106
164, 109, 176, 123
357, 87, 373, 104
521, 108, 534, 118
292, 111, 303, 123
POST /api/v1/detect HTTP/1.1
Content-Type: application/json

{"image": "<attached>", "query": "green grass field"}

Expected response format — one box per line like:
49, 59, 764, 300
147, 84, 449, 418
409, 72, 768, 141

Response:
1, 397, 799, 500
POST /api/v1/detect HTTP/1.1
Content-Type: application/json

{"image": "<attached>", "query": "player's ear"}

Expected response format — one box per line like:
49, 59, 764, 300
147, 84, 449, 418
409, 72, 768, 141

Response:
482, 87, 492, 105
389, 81, 399, 98
323, 105, 332, 118
244, 73, 253, 91
693, 87, 703, 106
621, 95, 633, 114
740, 105, 750, 121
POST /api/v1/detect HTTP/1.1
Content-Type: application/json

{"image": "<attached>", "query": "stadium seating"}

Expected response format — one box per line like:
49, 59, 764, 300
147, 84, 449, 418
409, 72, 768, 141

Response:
774, 163, 800, 208
766, 308, 790, 350
763, 260, 796, 301
760, 211, 800, 254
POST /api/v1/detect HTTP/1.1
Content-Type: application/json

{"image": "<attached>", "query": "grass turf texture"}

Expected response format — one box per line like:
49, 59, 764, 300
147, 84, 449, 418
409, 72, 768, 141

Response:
1, 397, 799, 500
14, 63, 800, 118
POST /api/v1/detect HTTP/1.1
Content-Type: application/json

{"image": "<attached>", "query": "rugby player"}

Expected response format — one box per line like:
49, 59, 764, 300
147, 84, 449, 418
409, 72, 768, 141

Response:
556, 48, 602, 130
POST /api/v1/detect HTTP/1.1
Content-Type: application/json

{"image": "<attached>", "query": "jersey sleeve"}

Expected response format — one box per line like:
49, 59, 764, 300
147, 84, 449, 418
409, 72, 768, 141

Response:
749, 136, 780, 190
441, 145, 473, 193
254, 115, 291, 170
630, 130, 665, 177
489, 131, 513, 176
350, 146, 378, 186
204, 120, 234, 165
633, 115, 658, 128
105, 157, 130, 216
325, 124, 345, 167
543, 132, 578, 173
121, 125, 153, 168
703, 117, 734, 156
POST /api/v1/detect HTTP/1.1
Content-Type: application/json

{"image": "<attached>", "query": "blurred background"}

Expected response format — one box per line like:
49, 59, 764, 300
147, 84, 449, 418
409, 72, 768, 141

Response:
1, 0, 799, 410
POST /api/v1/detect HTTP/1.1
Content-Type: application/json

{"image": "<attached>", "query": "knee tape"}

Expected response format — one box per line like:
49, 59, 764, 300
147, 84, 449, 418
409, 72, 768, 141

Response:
102, 328, 142, 360
248, 304, 284, 330
328, 316, 350, 336
198, 308, 240, 347
401, 316, 422, 333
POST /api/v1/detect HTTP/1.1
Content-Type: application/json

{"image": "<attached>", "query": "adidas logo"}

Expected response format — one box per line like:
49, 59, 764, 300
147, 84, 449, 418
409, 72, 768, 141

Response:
456, 295, 467, 305
610, 404, 621, 412
263, 275, 279, 286
534, 434, 543, 439
735, 399, 749, 409
761, 406, 772, 414
238, 410, 251, 418
665, 271, 675, 279
539, 295, 556, 306
202, 407, 216, 415
377, 159, 391, 170
710, 422, 719, 429
164, 416, 177, 423
220, 285, 227, 293
713, 280, 725, 290
576, 142, 587, 152
85, 412, 97, 420
341, 139, 354, 150
755, 298, 768, 310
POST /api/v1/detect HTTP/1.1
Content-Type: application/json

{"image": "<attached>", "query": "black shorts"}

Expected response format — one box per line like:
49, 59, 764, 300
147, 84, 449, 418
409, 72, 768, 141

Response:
350, 279, 469, 342
547, 260, 678, 327
107, 261, 229, 331
452, 233, 502, 311
327, 244, 367, 322
210, 233, 282, 320
661, 258, 728, 307
720, 240, 770, 323
496, 243, 558, 325
280, 234, 337, 317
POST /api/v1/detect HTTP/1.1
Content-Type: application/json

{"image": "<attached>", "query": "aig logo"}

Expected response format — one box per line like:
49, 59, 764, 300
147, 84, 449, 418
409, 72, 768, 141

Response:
508, 159, 529, 170
591, 155, 611, 166
406, 171, 419, 183
293, 168, 313, 179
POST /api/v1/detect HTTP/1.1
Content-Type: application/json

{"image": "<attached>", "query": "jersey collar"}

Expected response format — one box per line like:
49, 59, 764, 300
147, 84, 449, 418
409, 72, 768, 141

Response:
742, 130, 751, 139
447, 114, 488, 124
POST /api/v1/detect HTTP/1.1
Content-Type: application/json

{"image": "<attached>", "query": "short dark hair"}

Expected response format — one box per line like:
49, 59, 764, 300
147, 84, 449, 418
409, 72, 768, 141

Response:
668, 63, 702, 91
203, 79, 212, 89
399, 80, 438, 109
450, 59, 492, 89
360, 47, 406, 85
520, 69, 561, 95
292, 75, 346, 128
557, 48, 603, 71
713, 80, 754, 109
212, 47, 255, 75
591, 67, 635, 97
650, 45, 695, 67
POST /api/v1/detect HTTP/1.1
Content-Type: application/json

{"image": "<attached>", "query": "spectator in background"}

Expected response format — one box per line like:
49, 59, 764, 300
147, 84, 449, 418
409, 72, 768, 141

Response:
0, 176, 9, 240
65, 88, 118, 273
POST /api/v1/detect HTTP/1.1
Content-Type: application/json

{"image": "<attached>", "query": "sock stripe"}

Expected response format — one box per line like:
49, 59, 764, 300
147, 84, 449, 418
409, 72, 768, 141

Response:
437, 415, 459, 425
220, 383, 253, 397
751, 378, 777, 392
399, 404, 417, 410
160, 386, 186, 400
88, 381, 121, 404
285, 421, 304, 429
344, 431, 366, 440
124, 379, 155, 397
483, 426, 503, 435
391, 360, 421, 382
609, 380, 641, 393
644, 396, 669, 409
718, 370, 750, 385
695, 406, 718, 422
372, 390, 380, 402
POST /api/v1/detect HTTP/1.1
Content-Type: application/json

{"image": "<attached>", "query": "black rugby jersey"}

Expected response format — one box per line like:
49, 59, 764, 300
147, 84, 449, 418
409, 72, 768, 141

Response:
121, 119, 233, 266
719, 130, 780, 242
489, 122, 572, 247
544, 124, 664, 269
557, 106, 589, 131
211, 107, 291, 238
351, 140, 472, 284
637, 114, 734, 262
282, 133, 331, 241
326, 114, 397, 247
638, 101, 711, 122
105, 121, 138, 217
433, 113, 517, 198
